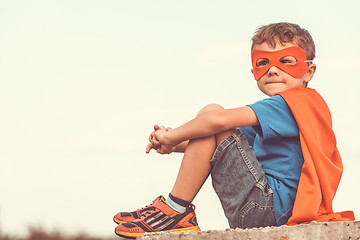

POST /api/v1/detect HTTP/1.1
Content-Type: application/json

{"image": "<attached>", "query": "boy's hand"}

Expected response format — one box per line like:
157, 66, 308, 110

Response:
145, 125, 161, 153
145, 125, 175, 154
153, 126, 176, 154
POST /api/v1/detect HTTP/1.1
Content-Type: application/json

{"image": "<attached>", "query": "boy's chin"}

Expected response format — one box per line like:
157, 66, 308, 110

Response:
261, 88, 284, 97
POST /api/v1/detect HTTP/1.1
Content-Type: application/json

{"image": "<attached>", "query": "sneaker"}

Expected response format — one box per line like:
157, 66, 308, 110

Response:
113, 196, 160, 224
114, 195, 200, 239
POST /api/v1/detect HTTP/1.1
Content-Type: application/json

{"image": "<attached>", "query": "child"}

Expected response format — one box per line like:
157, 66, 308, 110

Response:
114, 22, 355, 239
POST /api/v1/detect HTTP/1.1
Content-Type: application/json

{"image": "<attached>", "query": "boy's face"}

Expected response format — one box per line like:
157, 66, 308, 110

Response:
251, 42, 316, 97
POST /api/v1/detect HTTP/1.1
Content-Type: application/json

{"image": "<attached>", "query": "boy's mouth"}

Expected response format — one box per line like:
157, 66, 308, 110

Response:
266, 80, 284, 84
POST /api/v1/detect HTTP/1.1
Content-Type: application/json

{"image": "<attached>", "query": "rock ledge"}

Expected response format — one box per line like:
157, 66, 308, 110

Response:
139, 221, 360, 240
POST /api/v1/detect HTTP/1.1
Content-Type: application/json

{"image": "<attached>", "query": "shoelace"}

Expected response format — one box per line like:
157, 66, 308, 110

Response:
137, 204, 153, 212
135, 208, 159, 221
135, 197, 161, 213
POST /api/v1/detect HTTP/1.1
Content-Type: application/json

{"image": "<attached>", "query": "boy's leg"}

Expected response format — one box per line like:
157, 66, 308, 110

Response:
114, 104, 230, 223
170, 104, 234, 203
115, 104, 232, 238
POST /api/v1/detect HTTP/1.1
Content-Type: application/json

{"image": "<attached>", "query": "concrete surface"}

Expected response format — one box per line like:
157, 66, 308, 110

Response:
139, 221, 360, 240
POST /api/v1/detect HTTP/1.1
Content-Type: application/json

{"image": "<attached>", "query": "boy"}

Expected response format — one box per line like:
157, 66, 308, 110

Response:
114, 22, 354, 239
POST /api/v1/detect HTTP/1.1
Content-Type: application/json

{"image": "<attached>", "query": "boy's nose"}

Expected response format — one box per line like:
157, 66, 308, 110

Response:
267, 66, 280, 77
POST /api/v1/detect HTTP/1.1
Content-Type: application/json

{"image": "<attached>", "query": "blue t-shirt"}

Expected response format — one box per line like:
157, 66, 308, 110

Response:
239, 94, 304, 225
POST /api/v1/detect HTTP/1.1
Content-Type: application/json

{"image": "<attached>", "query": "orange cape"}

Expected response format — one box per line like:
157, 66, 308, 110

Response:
277, 87, 355, 225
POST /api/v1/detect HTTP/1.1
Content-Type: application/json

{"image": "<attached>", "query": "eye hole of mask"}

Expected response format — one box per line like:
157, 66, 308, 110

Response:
256, 56, 298, 67
256, 58, 269, 67
279, 56, 297, 65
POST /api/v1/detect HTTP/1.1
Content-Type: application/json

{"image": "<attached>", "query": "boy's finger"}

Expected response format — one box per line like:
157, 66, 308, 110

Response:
149, 131, 155, 142
154, 125, 160, 131
145, 144, 152, 153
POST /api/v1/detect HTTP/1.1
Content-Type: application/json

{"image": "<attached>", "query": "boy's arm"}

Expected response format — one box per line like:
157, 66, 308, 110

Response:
153, 106, 258, 154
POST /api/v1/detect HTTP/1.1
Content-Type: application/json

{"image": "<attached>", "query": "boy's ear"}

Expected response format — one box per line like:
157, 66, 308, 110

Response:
304, 64, 316, 83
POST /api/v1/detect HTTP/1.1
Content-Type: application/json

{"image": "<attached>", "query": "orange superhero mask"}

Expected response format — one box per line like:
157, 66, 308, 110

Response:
251, 46, 309, 80
276, 87, 355, 225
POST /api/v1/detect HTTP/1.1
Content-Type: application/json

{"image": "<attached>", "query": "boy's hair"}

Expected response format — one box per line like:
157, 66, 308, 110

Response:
251, 22, 316, 60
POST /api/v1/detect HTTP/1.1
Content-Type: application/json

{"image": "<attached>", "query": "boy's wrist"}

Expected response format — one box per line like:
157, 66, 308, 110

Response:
166, 129, 180, 147
165, 127, 187, 148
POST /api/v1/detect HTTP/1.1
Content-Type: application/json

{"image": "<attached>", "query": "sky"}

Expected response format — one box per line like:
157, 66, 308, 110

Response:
0, 0, 359, 238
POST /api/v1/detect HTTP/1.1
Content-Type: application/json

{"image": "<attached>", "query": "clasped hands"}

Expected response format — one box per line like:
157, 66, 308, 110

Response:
145, 125, 176, 154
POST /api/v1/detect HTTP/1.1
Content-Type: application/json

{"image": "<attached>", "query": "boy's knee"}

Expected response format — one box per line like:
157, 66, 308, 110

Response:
197, 104, 224, 117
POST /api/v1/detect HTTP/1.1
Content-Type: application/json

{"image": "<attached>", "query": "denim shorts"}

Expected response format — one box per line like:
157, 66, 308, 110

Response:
210, 129, 276, 229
